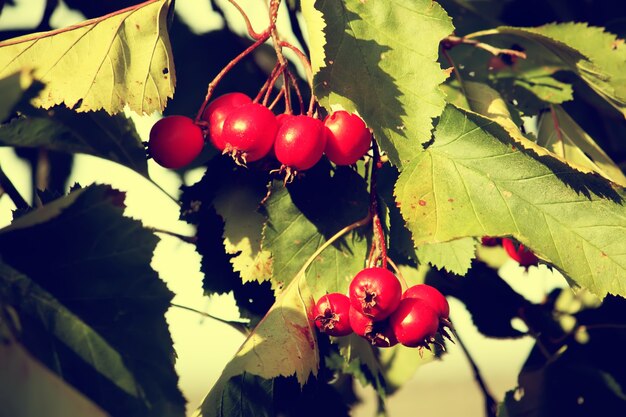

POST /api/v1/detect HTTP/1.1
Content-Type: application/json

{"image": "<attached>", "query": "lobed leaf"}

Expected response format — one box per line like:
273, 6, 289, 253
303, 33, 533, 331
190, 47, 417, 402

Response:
0, 184, 184, 417
481, 24, 626, 117
0, 0, 175, 114
307, 0, 454, 168
395, 105, 626, 298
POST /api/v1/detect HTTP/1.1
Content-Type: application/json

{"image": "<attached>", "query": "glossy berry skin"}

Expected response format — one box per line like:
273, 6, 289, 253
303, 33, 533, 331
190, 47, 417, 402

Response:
324, 111, 371, 165
349, 267, 402, 321
502, 238, 539, 269
349, 307, 397, 348
389, 298, 440, 348
202, 92, 251, 152
314, 293, 353, 337
274, 115, 327, 170
148, 115, 204, 169
402, 284, 450, 319
221, 103, 277, 162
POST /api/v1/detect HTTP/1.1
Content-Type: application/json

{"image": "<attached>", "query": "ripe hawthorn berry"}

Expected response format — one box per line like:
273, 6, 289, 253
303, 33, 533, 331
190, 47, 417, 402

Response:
349, 307, 397, 348
148, 115, 204, 169
323, 111, 372, 166
402, 284, 450, 319
274, 115, 327, 172
349, 267, 401, 321
221, 103, 277, 163
314, 293, 353, 337
202, 92, 251, 152
389, 298, 439, 348
502, 238, 539, 269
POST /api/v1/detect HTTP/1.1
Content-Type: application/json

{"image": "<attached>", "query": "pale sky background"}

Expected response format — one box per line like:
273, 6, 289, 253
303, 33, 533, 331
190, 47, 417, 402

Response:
0, 1, 569, 416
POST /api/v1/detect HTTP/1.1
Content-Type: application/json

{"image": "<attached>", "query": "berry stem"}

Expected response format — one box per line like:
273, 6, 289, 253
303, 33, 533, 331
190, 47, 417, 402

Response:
367, 141, 388, 269
195, 29, 271, 123
262, 64, 287, 107
268, 0, 293, 114
255, 63, 282, 103
268, 87, 285, 110
225, 0, 264, 40
285, 69, 305, 114
385, 257, 407, 290
279, 41, 315, 115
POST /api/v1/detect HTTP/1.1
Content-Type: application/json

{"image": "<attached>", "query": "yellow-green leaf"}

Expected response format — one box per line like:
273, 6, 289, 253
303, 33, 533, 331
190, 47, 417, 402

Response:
0, 0, 175, 115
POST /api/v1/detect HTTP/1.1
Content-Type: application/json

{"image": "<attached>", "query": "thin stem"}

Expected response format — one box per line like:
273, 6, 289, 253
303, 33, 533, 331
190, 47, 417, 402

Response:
268, 88, 285, 111
450, 327, 498, 417
254, 63, 281, 103
170, 303, 249, 335
285, 69, 305, 114
195, 30, 271, 123
367, 141, 387, 268
0, 164, 29, 210
441, 47, 467, 98
386, 257, 407, 290
148, 178, 181, 207
149, 227, 197, 244
443, 34, 527, 59
279, 41, 315, 115
296, 213, 372, 279
263, 64, 286, 107
226, 0, 264, 39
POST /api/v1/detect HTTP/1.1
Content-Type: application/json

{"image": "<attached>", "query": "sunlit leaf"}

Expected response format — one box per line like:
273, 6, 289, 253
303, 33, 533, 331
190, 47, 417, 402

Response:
0, 0, 175, 114
537, 105, 626, 187
308, 0, 454, 168
415, 237, 476, 276
395, 105, 626, 298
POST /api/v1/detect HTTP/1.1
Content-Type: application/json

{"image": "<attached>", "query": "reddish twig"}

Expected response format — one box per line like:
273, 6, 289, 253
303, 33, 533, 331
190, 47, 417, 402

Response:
279, 40, 315, 115
366, 141, 388, 268
225, 0, 264, 40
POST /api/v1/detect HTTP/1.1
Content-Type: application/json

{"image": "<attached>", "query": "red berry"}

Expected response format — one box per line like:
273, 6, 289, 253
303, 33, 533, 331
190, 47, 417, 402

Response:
502, 238, 539, 269
402, 284, 450, 319
349, 267, 401, 321
221, 103, 278, 163
481, 236, 500, 247
148, 115, 204, 169
389, 298, 439, 348
324, 111, 371, 165
314, 293, 353, 337
202, 92, 251, 152
274, 115, 327, 171
349, 307, 397, 348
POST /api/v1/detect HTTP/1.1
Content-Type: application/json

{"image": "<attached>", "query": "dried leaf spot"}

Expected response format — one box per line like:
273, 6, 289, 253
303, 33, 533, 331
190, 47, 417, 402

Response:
448, 198, 454, 203
162, 68, 169, 75
418, 200, 427, 206
290, 323, 315, 350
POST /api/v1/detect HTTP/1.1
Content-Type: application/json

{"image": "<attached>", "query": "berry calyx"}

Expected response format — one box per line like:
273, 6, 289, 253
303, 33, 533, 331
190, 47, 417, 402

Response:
349, 267, 402, 321
349, 307, 397, 348
389, 298, 440, 348
324, 111, 372, 165
314, 293, 353, 337
202, 92, 252, 152
148, 115, 204, 169
402, 284, 450, 319
274, 115, 327, 176
502, 238, 539, 269
221, 103, 278, 164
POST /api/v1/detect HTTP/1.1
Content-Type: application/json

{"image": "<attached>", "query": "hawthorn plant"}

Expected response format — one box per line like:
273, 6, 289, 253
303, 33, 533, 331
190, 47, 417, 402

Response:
1, 0, 626, 417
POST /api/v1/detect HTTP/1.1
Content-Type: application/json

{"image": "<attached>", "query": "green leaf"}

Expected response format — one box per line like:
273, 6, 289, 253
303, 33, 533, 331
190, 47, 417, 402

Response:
0, 261, 140, 398
331, 334, 386, 397
395, 105, 626, 299
0, 108, 149, 177
415, 237, 476, 276
197, 276, 318, 416
262, 165, 369, 295
209, 179, 272, 284
0, 185, 185, 417
537, 105, 626, 187
0, 0, 175, 114
0, 322, 109, 417
309, 0, 454, 168
482, 24, 626, 117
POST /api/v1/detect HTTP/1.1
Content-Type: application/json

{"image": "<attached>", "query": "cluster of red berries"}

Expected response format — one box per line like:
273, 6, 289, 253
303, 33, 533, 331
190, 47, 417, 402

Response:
481, 236, 539, 269
313, 267, 450, 349
147, 92, 372, 178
